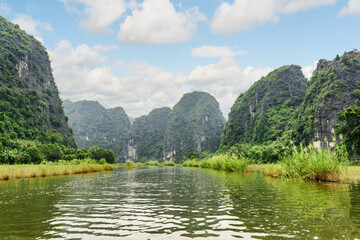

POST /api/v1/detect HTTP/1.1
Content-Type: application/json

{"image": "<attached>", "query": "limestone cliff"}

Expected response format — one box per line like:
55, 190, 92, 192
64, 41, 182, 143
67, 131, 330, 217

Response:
63, 100, 131, 161
222, 65, 307, 148
0, 16, 75, 147
163, 91, 225, 162
292, 51, 360, 148
127, 107, 171, 161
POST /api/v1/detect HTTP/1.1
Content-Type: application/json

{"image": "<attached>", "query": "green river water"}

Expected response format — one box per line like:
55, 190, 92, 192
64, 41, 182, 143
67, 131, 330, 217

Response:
0, 166, 359, 239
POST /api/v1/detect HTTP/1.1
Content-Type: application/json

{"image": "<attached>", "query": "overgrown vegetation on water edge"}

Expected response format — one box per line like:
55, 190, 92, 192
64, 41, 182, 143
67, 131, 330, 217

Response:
280, 145, 348, 181
0, 139, 116, 165
182, 154, 249, 172
181, 145, 360, 182
0, 160, 114, 180
118, 160, 177, 168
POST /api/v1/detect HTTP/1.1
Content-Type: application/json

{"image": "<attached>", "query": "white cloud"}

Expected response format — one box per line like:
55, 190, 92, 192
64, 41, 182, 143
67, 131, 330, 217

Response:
338, 0, 360, 17
0, 2, 11, 16
211, 0, 337, 35
302, 61, 318, 79
50, 40, 272, 118
192, 45, 248, 58
279, 0, 337, 14
187, 58, 273, 115
117, 0, 206, 44
61, 0, 126, 35
12, 14, 53, 43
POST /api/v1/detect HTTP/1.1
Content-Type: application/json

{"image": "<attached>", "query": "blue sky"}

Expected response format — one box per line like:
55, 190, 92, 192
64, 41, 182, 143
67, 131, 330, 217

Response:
1, 0, 360, 118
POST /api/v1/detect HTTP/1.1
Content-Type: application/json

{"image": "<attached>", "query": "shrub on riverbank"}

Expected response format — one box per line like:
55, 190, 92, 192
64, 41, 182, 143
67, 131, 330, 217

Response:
182, 154, 249, 172
280, 145, 347, 181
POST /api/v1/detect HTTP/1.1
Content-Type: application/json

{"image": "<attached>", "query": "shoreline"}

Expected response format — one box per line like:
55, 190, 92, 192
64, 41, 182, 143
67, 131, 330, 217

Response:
0, 163, 115, 181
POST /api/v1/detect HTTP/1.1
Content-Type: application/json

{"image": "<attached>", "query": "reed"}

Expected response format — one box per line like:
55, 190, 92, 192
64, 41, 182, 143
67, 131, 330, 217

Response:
280, 145, 347, 182
182, 154, 249, 172
0, 162, 115, 180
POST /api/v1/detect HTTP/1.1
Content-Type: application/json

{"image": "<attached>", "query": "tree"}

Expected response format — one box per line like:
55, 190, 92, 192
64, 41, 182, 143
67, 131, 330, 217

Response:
336, 100, 360, 156
38, 144, 63, 161
89, 146, 115, 164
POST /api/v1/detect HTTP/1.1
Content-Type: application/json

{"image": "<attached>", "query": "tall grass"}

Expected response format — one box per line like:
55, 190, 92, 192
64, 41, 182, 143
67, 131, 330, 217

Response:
281, 145, 347, 181
182, 154, 249, 172
0, 162, 114, 180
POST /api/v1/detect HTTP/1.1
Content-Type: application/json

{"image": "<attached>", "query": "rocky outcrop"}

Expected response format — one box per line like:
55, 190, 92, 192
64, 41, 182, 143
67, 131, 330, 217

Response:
292, 51, 360, 148
163, 91, 225, 162
127, 107, 171, 162
0, 16, 75, 147
222, 65, 307, 148
63, 100, 131, 161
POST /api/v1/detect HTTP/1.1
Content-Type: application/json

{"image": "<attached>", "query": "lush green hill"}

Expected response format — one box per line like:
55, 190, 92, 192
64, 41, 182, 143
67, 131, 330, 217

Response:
0, 16, 75, 147
127, 107, 171, 162
63, 100, 131, 161
290, 51, 360, 148
221, 65, 307, 149
163, 91, 225, 162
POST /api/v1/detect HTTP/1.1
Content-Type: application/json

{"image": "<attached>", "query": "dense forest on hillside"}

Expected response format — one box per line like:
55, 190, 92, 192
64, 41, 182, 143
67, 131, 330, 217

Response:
0, 16, 115, 165
220, 51, 360, 162
63, 100, 131, 162
0, 16, 75, 148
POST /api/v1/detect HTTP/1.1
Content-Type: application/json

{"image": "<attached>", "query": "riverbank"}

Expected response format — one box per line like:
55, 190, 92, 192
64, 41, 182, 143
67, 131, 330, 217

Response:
0, 162, 115, 180
247, 164, 360, 183
181, 146, 360, 183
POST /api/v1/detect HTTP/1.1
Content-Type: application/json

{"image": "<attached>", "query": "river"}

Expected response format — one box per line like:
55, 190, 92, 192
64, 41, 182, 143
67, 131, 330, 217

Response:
0, 166, 359, 239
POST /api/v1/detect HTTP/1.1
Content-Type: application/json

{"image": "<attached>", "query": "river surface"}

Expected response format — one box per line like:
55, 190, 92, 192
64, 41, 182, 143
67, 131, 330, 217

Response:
0, 166, 360, 239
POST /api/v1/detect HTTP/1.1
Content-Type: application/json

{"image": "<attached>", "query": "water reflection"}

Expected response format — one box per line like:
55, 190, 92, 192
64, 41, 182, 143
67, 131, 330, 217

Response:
0, 167, 359, 239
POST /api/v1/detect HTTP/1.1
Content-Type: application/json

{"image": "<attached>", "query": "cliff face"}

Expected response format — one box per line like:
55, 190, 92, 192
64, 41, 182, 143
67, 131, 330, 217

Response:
222, 65, 307, 148
0, 16, 75, 147
292, 51, 360, 148
163, 91, 225, 162
127, 107, 171, 162
63, 100, 131, 161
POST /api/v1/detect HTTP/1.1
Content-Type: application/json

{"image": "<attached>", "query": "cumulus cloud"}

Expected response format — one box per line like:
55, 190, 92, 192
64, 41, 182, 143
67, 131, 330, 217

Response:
302, 61, 318, 80
50, 40, 272, 117
211, 0, 337, 35
0, 2, 11, 16
192, 45, 248, 58
338, 0, 360, 17
12, 14, 53, 43
60, 0, 126, 35
117, 0, 206, 44
187, 58, 273, 115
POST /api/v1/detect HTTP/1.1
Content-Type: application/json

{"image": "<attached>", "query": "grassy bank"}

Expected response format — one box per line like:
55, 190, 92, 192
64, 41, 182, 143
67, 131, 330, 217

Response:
0, 161, 115, 180
117, 161, 177, 169
181, 146, 360, 183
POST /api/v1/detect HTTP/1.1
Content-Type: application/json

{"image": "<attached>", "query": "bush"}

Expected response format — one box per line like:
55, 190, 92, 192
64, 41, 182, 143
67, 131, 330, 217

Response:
199, 154, 249, 172
0, 149, 31, 164
162, 161, 176, 166
146, 160, 160, 166
25, 146, 43, 164
75, 148, 89, 159
89, 146, 115, 164
38, 144, 63, 162
182, 159, 200, 167
281, 145, 347, 181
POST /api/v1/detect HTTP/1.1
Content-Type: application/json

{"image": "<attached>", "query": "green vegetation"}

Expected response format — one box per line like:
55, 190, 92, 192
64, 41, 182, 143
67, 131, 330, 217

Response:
0, 159, 114, 180
63, 100, 131, 162
281, 145, 347, 181
182, 154, 249, 172
221, 65, 306, 148
129, 107, 171, 161
163, 91, 225, 162
337, 100, 360, 156
182, 145, 358, 182
0, 16, 75, 148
